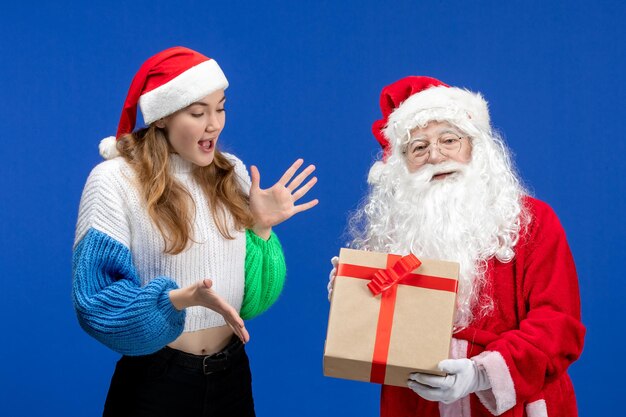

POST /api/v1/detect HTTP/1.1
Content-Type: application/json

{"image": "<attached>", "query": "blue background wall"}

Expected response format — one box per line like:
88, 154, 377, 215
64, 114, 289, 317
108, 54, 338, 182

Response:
1, 1, 624, 415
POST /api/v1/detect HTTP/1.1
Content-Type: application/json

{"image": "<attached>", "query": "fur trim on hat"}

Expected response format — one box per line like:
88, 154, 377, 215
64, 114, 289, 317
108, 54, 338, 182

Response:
99, 136, 120, 160
383, 85, 490, 149
139, 59, 228, 124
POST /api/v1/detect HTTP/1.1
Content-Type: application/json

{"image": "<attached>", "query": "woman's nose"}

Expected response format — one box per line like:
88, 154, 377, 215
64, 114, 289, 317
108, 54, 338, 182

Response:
206, 113, 221, 131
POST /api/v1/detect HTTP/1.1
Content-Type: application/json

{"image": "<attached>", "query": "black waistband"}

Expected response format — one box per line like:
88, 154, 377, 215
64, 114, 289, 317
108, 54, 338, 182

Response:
154, 336, 245, 375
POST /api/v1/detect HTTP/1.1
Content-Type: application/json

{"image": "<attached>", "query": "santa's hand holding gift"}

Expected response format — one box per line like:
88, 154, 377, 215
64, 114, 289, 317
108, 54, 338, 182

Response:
329, 76, 585, 417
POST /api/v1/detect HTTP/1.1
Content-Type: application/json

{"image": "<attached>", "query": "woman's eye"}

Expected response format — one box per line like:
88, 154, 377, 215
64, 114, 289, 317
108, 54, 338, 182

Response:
217, 108, 226, 113
191, 113, 204, 118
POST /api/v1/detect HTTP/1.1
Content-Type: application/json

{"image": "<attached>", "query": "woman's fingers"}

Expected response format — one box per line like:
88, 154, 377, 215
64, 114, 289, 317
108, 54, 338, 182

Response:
224, 309, 250, 343
292, 176, 318, 201
287, 164, 316, 191
238, 325, 250, 343
250, 165, 261, 189
196, 279, 250, 343
294, 199, 319, 214
277, 158, 304, 186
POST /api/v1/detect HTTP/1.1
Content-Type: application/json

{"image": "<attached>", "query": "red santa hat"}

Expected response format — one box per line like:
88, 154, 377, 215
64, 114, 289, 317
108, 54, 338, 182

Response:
99, 46, 229, 159
368, 76, 490, 184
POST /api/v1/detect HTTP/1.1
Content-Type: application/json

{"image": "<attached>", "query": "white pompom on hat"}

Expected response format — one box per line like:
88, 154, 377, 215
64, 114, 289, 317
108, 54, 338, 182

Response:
99, 46, 229, 159
98, 136, 119, 159
368, 76, 490, 184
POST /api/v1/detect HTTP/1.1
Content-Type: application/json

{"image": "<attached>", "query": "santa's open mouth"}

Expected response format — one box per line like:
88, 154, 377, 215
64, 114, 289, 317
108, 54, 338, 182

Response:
198, 139, 215, 152
431, 171, 456, 181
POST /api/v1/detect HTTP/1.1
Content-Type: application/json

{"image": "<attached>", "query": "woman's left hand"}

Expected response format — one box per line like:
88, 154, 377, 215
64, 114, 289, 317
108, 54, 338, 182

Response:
249, 158, 318, 237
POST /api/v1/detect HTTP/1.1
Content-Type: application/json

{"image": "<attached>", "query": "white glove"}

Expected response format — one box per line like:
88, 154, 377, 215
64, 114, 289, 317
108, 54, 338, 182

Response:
327, 256, 339, 301
407, 358, 491, 404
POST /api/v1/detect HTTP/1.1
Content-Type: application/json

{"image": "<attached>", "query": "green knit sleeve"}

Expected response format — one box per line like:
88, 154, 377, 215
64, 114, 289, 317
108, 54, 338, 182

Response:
240, 229, 287, 320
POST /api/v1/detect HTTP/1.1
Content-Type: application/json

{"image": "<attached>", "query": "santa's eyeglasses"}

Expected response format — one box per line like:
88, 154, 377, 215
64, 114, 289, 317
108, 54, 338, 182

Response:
402, 134, 469, 165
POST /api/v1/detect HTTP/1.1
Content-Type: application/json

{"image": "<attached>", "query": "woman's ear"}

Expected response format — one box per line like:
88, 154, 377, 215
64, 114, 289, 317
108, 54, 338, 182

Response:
154, 118, 166, 129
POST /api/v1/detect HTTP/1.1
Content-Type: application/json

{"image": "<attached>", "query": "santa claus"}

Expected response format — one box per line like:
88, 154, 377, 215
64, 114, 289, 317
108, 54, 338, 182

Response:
328, 76, 585, 416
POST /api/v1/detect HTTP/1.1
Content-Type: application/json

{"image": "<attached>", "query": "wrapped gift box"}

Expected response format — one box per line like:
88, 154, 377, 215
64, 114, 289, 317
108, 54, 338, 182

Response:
323, 248, 459, 387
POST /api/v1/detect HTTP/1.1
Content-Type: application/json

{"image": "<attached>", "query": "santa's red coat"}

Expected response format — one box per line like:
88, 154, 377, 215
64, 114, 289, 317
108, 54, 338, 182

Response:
381, 197, 586, 417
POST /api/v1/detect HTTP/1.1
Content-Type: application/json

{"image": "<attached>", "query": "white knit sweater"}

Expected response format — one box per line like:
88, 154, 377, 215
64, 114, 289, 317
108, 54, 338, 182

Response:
74, 153, 251, 332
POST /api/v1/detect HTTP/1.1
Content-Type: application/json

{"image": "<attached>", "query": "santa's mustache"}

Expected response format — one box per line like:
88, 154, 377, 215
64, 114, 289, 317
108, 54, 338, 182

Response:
399, 160, 471, 190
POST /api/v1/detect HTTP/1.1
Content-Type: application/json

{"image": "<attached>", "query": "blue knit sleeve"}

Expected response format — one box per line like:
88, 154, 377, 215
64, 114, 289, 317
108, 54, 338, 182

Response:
72, 228, 186, 356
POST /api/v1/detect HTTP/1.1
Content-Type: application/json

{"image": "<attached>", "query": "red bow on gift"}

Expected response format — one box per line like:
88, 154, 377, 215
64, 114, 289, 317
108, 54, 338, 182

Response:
367, 254, 422, 295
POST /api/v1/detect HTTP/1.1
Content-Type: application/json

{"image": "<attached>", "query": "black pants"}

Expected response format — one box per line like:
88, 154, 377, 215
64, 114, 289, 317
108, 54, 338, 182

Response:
103, 337, 255, 417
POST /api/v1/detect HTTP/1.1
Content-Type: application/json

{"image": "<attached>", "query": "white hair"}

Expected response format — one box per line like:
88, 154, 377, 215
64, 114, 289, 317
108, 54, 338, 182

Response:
348, 117, 530, 329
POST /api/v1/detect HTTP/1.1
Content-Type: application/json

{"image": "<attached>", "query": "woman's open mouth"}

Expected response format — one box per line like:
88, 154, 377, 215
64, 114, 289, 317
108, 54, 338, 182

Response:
198, 139, 215, 153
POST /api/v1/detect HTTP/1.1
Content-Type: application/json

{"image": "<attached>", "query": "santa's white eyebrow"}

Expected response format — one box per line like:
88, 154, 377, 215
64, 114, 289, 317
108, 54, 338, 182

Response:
412, 128, 463, 140
436, 128, 463, 136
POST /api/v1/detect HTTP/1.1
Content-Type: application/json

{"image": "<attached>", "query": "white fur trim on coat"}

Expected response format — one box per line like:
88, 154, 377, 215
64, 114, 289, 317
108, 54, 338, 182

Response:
472, 350, 517, 415
439, 338, 472, 417
383, 85, 490, 149
99, 136, 120, 160
139, 59, 228, 124
526, 399, 548, 417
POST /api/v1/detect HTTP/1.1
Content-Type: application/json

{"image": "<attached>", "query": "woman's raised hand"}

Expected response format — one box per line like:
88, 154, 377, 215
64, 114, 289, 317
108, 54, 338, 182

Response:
249, 159, 318, 237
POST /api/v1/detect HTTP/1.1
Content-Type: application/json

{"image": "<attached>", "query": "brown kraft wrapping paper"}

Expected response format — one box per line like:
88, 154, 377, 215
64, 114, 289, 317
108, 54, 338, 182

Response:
323, 248, 459, 387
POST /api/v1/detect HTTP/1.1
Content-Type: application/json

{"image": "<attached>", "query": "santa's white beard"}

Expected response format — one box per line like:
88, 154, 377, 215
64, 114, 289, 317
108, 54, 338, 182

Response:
393, 162, 498, 328
350, 146, 525, 328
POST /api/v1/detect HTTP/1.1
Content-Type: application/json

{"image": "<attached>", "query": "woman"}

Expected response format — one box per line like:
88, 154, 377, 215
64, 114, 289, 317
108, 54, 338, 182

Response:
72, 46, 318, 416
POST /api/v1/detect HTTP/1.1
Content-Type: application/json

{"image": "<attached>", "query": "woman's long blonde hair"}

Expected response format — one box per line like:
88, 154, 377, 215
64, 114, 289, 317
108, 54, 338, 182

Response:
117, 126, 254, 255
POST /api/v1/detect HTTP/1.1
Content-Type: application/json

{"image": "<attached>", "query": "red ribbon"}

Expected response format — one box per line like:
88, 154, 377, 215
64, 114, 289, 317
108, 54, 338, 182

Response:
336, 254, 458, 384
368, 253, 422, 295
